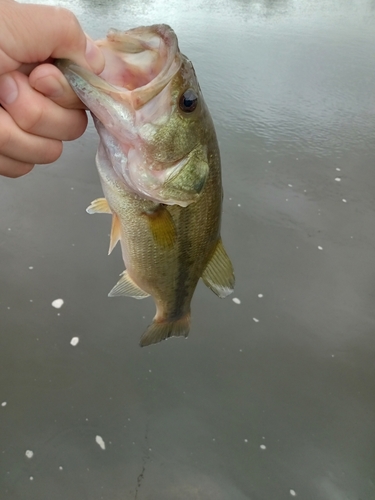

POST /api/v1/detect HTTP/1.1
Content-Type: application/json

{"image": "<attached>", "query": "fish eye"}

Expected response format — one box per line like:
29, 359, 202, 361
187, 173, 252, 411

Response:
179, 89, 198, 113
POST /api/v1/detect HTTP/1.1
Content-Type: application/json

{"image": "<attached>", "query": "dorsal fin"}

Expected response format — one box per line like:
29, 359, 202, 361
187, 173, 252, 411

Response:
201, 239, 235, 298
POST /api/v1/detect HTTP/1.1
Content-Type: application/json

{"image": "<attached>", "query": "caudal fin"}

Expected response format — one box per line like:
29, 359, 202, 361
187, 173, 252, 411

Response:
139, 313, 191, 347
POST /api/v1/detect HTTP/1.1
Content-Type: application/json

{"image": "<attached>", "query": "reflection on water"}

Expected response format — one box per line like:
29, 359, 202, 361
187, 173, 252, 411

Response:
1, 1, 375, 499
54, 0, 375, 159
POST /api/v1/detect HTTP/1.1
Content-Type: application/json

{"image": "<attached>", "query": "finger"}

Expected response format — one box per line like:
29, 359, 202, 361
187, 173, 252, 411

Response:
1, 2, 104, 74
0, 154, 34, 178
29, 63, 86, 110
0, 106, 63, 164
0, 72, 88, 141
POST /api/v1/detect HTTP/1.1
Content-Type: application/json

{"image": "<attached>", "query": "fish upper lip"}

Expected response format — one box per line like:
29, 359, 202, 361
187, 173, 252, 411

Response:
58, 24, 182, 110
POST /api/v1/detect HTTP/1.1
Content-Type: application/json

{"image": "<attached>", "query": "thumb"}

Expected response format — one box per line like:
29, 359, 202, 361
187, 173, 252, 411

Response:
1, 2, 104, 74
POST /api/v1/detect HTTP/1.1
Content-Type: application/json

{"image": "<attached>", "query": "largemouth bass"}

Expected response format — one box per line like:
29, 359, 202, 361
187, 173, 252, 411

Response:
58, 25, 234, 347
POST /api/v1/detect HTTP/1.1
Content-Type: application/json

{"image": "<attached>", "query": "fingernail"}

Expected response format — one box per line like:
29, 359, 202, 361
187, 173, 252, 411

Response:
0, 75, 18, 105
33, 75, 64, 98
85, 37, 105, 74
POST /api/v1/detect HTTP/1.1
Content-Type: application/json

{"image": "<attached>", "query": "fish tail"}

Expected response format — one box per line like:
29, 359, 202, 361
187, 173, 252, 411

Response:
139, 313, 191, 347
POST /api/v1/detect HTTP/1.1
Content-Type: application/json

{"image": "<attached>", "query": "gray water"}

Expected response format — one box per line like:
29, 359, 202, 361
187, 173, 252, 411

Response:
1, 1, 375, 498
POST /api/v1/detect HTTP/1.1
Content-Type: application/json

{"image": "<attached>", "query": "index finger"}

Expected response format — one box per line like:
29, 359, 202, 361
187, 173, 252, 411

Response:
0, 1, 104, 74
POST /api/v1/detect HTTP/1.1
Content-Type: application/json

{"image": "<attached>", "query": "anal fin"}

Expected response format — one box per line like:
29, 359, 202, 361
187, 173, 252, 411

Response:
108, 213, 121, 255
86, 197, 112, 214
108, 270, 150, 299
202, 239, 235, 298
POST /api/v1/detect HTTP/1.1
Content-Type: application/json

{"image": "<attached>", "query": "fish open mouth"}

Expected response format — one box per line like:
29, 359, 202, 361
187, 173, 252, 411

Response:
61, 25, 182, 110
57, 25, 207, 207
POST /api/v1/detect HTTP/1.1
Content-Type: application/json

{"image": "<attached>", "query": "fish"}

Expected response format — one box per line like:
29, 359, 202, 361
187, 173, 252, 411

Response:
58, 24, 234, 347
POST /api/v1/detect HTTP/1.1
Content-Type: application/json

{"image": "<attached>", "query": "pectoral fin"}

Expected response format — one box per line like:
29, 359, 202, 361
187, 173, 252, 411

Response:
157, 145, 209, 206
160, 159, 209, 206
108, 213, 121, 255
86, 198, 112, 214
202, 239, 235, 298
108, 270, 150, 299
143, 205, 175, 248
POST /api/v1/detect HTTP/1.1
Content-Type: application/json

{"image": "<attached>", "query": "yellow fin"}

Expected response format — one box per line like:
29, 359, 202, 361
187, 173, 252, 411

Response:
202, 239, 235, 298
108, 270, 149, 299
143, 205, 175, 249
86, 198, 111, 214
108, 213, 121, 255
140, 313, 191, 347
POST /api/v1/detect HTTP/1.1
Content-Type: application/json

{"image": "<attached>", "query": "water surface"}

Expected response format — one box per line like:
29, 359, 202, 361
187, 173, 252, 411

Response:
1, 1, 375, 498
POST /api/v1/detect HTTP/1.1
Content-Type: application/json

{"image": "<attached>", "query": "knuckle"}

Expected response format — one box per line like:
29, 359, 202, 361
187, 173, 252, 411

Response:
64, 111, 87, 140
55, 8, 83, 47
55, 7, 79, 28
13, 164, 34, 178
42, 140, 63, 164
0, 125, 12, 152
0, 160, 34, 179
19, 104, 45, 134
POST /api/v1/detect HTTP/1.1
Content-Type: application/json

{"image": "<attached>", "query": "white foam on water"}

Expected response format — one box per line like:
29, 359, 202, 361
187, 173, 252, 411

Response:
51, 299, 64, 309
95, 435, 106, 450
232, 298, 241, 304
70, 337, 79, 346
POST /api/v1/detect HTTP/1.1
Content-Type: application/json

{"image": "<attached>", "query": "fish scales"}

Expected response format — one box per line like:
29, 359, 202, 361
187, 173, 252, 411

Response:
58, 24, 234, 346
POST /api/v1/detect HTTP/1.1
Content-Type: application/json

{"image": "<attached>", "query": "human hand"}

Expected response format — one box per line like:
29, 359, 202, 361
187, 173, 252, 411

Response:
0, 0, 105, 178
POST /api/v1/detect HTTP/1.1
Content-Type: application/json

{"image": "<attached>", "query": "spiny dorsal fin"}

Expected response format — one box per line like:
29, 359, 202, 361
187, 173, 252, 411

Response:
142, 205, 175, 249
202, 239, 235, 298
108, 213, 121, 255
86, 198, 112, 214
108, 270, 150, 299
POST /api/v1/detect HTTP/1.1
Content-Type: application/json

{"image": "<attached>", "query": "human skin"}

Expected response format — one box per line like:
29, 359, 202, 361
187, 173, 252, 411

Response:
0, 0, 105, 178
